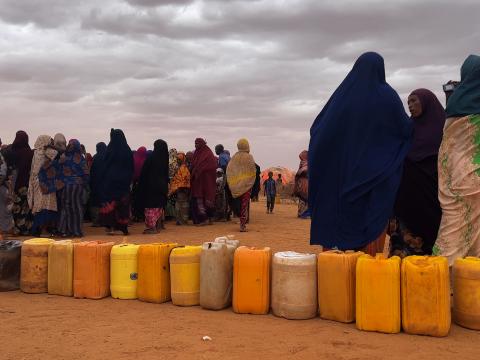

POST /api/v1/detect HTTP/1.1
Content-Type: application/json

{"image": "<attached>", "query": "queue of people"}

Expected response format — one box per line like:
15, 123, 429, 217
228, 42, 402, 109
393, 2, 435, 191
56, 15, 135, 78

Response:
308, 52, 480, 266
0, 131, 263, 237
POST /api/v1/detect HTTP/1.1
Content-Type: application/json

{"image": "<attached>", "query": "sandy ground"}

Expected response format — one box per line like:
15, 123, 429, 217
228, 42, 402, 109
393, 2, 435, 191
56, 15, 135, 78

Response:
1, 201, 479, 360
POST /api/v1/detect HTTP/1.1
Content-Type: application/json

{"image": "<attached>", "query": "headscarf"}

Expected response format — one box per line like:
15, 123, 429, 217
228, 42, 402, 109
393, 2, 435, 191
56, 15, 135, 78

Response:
102, 129, 134, 201
169, 152, 191, 196
215, 144, 231, 170
133, 146, 147, 182
31, 135, 56, 177
446, 54, 480, 118
11, 130, 33, 191
407, 89, 446, 162
308, 52, 413, 250
169, 148, 179, 179
226, 138, 257, 198
53, 133, 67, 153
250, 163, 261, 199
191, 138, 217, 204
186, 151, 194, 171
90, 142, 107, 206
55, 139, 89, 189
137, 139, 169, 209
86, 153, 93, 168
294, 150, 309, 201
32, 135, 58, 195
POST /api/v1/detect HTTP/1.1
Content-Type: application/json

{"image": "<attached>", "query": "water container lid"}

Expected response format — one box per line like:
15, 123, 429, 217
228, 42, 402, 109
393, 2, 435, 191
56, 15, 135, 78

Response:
23, 238, 55, 245
275, 251, 315, 260
202, 242, 225, 250
0, 240, 22, 250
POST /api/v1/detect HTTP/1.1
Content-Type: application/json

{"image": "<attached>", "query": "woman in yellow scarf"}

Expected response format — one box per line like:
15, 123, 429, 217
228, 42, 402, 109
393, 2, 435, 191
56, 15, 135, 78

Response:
169, 152, 191, 225
227, 139, 256, 232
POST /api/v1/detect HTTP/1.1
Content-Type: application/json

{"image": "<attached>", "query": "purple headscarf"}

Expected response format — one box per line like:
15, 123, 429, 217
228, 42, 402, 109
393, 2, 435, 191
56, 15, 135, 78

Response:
408, 89, 446, 162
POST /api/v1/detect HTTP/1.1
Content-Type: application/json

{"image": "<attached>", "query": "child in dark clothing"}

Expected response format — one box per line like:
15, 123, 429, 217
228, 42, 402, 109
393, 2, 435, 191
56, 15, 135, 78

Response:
263, 171, 276, 214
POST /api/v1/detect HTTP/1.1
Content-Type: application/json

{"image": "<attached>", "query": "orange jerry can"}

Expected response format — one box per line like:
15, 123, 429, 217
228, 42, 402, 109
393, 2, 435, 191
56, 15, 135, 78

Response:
233, 246, 271, 315
356, 254, 401, 334
73, 241, 114, 299
137, 243, 178, 303
401, 256, 451, 337
317, 250, 364, 323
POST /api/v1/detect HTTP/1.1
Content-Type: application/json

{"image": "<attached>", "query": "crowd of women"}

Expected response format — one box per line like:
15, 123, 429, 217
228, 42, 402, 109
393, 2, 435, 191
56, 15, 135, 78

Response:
309, 52, 480, 266
0, 129, 264, 237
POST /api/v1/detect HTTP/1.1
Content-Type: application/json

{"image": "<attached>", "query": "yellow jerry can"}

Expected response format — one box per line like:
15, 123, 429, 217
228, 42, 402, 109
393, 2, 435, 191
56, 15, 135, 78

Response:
356, 254, 401, 334
110, 244, 140, 300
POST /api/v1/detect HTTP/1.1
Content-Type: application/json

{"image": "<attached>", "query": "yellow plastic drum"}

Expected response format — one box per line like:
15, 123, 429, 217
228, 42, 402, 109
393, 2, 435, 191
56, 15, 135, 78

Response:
454, 257, 480, 330
110, 244, 140, 300
170, 246, 202, 306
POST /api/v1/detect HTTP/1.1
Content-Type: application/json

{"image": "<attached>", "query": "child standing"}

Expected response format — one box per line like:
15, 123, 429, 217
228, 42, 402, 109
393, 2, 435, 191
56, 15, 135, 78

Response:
263, 171, 276, 214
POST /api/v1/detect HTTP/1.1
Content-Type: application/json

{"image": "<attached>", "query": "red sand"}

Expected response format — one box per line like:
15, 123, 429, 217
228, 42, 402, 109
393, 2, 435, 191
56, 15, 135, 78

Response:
1, 202, 479, 360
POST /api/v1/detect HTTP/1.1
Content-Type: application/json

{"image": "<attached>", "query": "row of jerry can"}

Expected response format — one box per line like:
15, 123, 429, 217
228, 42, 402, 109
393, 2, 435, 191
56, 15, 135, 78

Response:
2, 239, 480, 335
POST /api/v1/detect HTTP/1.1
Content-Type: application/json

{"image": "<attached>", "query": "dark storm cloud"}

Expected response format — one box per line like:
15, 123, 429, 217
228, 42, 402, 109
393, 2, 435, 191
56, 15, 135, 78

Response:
0, 0, 478, 168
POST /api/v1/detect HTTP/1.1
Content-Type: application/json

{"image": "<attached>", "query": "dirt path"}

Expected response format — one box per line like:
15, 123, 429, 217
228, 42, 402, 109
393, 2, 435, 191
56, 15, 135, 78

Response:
1, 202, 479, 360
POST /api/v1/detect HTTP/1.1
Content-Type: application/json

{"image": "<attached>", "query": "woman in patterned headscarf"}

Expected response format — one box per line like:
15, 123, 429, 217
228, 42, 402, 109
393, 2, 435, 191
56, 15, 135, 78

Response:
56, 139, 89, 237
169, 152, 191, 225
54, 133, 67, 155
165, 148, 179, 219
28, 135, 58, 237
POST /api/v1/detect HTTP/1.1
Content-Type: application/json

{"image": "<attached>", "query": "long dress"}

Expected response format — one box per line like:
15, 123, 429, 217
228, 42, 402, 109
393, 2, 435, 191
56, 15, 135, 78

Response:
391, 88, 445, 257
98, 129, 134, 234
432, 55, 480, 265
28, 135, 58, 236
137, 140, 169, 232
432, 115, 480, 264
191, 139, 217, 224
10, 131, 33, 235
169, 154, 191, 225
227, 139, 257, 231
55, 140, 90, 237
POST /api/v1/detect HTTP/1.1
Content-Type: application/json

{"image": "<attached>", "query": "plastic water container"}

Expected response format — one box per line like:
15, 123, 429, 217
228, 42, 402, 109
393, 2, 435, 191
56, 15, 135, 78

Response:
271, 251, 317, 320
356, 254, 401, 334
48, 240, 74, 296
0, 240, 22, 291
137, 243, 178, 303
401, 256, 451, 337
318, 250, 364, 323
73, 241, 114, 299
110, 244, 140, 300
214, 236, 240, 249
233, 246, 271, 315
170, 246, 202, 306
453, 257, 480, 330
200, 241, 237, 310
20, 238, 55, 293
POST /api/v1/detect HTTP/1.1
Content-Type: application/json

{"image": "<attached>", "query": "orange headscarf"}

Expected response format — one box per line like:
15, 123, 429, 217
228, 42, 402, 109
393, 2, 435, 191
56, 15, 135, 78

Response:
169, 152, 191, 196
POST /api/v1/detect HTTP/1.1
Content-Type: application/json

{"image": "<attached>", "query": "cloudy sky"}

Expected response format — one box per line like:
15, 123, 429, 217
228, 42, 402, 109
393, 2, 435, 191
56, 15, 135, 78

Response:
0, 0, 478, 169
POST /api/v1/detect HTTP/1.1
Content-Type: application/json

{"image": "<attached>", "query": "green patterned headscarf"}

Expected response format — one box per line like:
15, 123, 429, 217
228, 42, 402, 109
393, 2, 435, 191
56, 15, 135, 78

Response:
446, 54, 480, 117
